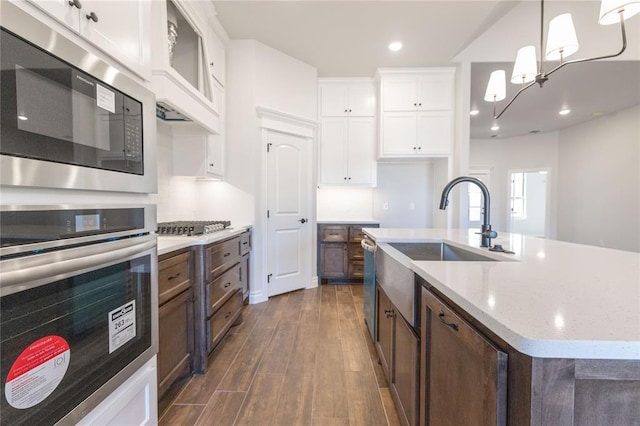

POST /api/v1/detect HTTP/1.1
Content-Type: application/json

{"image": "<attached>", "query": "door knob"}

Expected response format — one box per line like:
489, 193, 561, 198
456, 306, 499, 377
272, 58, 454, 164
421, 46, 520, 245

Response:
298, 218, 308, 224
86, 11, 99, 22
68, 0, 82, 9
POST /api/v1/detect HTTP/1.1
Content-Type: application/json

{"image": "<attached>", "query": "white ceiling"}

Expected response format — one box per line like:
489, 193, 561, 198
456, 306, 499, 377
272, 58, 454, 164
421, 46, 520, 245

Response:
213, 0, 515, 77
213, 1, 640, 139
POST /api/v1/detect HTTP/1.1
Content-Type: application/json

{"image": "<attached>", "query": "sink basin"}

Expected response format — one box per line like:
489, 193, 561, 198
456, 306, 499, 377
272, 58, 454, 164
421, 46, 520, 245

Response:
388, 242, 498, 262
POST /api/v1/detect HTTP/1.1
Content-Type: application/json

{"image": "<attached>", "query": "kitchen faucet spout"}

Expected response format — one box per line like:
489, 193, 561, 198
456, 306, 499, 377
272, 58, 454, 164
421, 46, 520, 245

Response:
440, 176, 497, 248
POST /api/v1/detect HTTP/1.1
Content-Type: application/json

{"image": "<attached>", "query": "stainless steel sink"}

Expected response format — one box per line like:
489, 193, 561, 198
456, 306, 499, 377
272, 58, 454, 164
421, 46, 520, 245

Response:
388, 242, 498, 262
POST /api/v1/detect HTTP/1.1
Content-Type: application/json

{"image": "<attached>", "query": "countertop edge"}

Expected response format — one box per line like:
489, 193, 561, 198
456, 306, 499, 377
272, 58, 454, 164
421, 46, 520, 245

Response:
157, 226, 251, 256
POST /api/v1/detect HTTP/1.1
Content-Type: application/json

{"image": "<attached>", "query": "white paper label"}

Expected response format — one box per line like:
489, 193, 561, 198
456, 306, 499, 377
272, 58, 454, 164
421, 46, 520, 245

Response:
108, 300, 136, 354
96, 84, 115, 113
4, 336, 70, 409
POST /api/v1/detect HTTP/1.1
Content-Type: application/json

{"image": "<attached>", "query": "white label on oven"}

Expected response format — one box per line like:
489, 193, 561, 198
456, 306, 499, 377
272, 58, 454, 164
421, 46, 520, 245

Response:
96, 83, 115, 113
4, 336, 70, 409
108, 300, 136, 354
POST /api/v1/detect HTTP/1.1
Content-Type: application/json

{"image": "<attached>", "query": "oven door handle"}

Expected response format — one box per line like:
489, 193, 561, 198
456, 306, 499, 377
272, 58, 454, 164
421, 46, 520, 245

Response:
0, 236, 156, 296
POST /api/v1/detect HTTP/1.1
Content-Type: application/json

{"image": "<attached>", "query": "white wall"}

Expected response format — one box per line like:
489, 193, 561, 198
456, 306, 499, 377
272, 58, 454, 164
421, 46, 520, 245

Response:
511, 172, 548, 237
557, 105, 640, 252
317, 187, 374, 221
470, 132, 560, 236
373, 163, 435, 228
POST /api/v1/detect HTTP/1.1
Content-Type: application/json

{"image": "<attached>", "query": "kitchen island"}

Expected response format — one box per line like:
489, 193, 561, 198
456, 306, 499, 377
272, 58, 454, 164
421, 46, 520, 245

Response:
363, 228, 640, 426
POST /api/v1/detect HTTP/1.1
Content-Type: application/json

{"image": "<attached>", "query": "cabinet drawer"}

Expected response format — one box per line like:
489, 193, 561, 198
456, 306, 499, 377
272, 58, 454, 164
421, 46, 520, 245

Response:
349, 225, 367, 243
206, 290, 243, 353
206, 263, 241, 316
349, 260, 364, 278
350, 242, 364, 260
158, 252, 191, 306
240, 231, 251, 255
207, 237, 240, 279
320, 225, 348, 242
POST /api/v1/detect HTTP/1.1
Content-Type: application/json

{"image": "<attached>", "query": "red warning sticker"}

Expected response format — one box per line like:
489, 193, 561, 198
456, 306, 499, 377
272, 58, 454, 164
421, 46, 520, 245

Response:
4, 336, 71, 409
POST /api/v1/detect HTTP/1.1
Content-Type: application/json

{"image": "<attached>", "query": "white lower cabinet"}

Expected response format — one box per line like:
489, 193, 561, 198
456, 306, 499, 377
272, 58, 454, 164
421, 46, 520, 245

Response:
77, 356, 158, 426
320, 117, 376, 186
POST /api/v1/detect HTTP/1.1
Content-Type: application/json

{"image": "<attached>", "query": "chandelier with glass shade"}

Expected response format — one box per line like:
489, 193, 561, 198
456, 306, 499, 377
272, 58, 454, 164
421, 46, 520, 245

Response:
485, 0, 640, 120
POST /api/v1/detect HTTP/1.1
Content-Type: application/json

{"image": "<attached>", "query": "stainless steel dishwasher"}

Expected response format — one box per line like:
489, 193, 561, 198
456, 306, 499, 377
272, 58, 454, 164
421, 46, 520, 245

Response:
361, 236, 376, 340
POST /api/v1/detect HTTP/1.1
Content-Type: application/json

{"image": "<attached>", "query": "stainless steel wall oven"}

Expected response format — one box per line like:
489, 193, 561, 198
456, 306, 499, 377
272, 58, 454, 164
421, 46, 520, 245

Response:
0, 2, 156, 193
0, 205, 158, 425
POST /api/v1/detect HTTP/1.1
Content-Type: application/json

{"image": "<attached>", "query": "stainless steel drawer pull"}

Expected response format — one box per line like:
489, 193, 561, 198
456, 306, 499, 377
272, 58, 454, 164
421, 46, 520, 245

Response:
223, 252, 231, 257
167, 272, 181, 281
438, 311, 459, 331
224, 282, 231, 288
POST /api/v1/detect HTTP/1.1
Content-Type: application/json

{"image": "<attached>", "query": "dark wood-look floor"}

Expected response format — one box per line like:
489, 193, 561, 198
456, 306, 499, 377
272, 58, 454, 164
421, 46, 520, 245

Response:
159, 284, 401, 426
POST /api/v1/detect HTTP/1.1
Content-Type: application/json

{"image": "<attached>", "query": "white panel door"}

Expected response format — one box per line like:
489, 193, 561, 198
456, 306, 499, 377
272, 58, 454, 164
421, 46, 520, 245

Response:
320, 84, 348, 117
382, 76, 418, 111
80, 0, 150, 77
320, 118, 348, 185
347, 117, 376, 184
347, 83, 376, 117
417, 111, 452, 155
417, 73, 454, 110
381, 112, 417, 156
267, 131, 311, 297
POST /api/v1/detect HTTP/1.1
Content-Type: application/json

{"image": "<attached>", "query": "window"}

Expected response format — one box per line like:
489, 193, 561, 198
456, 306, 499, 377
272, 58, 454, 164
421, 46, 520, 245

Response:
467, 170, 490, 226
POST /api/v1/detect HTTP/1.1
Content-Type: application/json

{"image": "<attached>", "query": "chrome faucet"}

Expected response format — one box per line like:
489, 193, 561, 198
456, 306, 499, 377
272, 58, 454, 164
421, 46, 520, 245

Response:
439, 176, 497, 248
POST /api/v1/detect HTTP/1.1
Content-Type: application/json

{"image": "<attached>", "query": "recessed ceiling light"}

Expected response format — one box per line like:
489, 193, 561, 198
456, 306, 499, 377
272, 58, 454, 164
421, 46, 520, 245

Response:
559, 108, 571, 115
388, 41, 402, 52
17, 115, 28, 121
491, 125, 500, 131
470, 109, 479, 116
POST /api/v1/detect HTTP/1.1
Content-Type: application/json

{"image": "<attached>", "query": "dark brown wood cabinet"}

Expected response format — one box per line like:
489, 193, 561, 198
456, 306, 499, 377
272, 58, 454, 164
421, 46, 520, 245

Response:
318, 223, 378, 282
376, 285, 419, 426
421, 286, 508, 426
158, 250, 195, 400
203, 232, 249, 354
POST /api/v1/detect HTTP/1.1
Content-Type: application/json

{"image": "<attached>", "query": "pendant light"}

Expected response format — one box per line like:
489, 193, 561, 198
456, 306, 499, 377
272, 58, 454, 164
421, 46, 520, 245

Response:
487, 0, 639, 120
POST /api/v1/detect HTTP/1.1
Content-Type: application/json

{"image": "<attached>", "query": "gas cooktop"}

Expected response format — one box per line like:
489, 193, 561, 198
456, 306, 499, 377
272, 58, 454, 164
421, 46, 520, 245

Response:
156, 220, 231, 236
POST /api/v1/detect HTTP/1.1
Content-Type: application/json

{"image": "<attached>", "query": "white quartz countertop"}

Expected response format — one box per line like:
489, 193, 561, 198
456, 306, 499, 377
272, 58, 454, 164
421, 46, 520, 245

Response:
364, 228, 640, 360
157, 227, 251, 256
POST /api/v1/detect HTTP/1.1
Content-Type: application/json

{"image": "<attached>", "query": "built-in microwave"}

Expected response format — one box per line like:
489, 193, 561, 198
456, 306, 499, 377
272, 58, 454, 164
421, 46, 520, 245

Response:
0, 2, 156, 193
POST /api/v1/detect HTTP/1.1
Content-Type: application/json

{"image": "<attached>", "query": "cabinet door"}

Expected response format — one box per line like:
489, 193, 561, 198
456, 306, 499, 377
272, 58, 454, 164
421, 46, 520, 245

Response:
392, 314, 419, 426
320, 84, 349, 117
416, 111, 453, 156
207, 133, 225, 177
376, 286, 393, 380
80, 0, 151, 78
423, 288, 507, 426
417, 72, 454, 110
207, 27, 226, 86
347, 117, 376, 185
347, 83, 376, 117
382, 76, 418, 111
381, 112, 418, 156
26, 0, 80, 29
320, 118, 348, 185
319, 243, 348, 279
158, 288, 194, 399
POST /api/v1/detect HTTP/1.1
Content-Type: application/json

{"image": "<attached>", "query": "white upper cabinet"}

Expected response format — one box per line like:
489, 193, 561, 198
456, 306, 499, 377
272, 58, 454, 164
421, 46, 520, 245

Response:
378, 68, 455, 158
151, 0, 228, 135
320, 81, 376, 117
24, 0, 151, 79
318, 79, 377, 186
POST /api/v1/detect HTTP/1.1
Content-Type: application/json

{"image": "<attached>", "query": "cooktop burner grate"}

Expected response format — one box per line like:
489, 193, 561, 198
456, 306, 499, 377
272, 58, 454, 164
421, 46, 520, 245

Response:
156, 220, 231, 236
